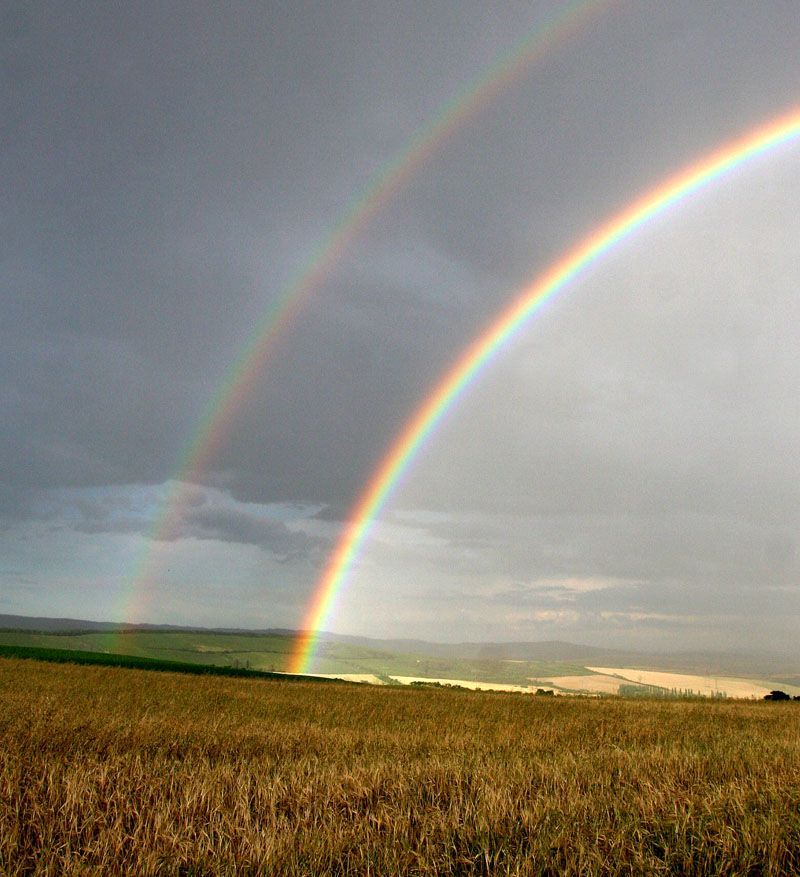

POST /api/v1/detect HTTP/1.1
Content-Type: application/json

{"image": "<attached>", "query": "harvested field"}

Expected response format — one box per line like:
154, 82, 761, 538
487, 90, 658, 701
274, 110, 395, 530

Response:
586, 667, 792, 699
3, 656, 800, 875
540, 673, 631, 695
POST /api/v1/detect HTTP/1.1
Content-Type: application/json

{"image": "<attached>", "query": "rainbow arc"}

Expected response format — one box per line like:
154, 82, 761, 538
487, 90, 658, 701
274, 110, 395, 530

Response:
290, 106, 800, 674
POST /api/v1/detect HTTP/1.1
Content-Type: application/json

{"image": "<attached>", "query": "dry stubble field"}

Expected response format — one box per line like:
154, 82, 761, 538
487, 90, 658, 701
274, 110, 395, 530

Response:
2, 656, 800, 875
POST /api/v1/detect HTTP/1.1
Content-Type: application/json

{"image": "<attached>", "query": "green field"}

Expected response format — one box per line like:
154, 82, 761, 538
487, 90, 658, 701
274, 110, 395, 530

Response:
2, 626, 796, 701
0, 629, 592, 685
3, 654, 800, 875
0, 643, 349, 685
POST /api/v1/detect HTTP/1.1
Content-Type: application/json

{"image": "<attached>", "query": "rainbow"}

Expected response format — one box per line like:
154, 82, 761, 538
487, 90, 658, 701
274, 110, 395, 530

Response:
289, 106, 800, 674
117, 0, 609, 628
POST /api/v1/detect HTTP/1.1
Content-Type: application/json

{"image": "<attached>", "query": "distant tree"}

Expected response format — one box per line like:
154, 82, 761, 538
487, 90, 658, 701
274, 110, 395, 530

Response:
764, 690, 791, 701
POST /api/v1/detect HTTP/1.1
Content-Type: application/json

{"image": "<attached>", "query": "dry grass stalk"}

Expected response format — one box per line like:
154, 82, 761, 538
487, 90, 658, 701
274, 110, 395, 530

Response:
2, 656, 800, 875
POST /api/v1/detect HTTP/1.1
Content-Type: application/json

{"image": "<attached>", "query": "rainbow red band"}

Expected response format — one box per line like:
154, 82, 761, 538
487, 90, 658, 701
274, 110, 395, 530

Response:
290, 106, 800, 674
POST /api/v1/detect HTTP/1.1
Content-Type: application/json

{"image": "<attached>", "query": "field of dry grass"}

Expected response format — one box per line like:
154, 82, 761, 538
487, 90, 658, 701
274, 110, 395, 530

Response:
3, 655, 800, 875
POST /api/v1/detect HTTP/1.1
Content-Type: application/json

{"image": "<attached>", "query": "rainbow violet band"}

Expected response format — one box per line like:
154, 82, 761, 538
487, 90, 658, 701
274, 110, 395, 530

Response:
117, 0, 608, 632
289, 106, 800, 674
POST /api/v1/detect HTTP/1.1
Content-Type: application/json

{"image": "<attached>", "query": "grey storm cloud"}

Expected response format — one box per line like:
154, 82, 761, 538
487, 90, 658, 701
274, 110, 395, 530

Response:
2, 1, 800, 646
23, 483, 322, 562
157, 504, 321, 563
1, 0, 794, 512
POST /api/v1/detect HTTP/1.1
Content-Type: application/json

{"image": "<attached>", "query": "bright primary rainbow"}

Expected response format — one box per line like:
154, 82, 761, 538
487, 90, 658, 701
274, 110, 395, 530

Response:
117, 0, 608, 629
290, 106, 800, 674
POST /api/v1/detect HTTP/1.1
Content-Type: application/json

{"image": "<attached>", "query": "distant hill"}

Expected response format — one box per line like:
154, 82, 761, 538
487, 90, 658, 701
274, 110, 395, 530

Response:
307, 633, 800, 677
0, 613, 797, 678
0, 614, 168, 633
0, 614, 295, 636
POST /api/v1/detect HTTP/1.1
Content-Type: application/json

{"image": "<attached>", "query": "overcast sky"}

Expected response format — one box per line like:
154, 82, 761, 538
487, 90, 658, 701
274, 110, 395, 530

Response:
3, 1, 799, 652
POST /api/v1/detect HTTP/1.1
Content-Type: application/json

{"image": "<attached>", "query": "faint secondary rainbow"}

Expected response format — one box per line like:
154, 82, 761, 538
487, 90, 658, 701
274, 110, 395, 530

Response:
290, 106, 800, 674
117, 0, 609, 628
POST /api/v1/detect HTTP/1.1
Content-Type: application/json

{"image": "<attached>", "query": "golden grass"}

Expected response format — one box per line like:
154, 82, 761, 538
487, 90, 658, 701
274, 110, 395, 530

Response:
2, 656, 800, 875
